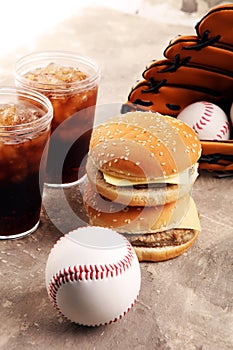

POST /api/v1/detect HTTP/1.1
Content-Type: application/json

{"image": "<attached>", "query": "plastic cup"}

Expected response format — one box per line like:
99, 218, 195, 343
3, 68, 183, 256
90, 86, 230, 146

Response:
15, 51, 100, 187
0, 87, 53, 239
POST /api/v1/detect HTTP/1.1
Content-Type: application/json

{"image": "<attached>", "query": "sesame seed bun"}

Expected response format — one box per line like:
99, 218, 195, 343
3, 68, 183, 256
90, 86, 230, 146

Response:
83, 181, 199, 261
89, 111, 201, 181
86, 156, 193, 206
84, 181, 191, 234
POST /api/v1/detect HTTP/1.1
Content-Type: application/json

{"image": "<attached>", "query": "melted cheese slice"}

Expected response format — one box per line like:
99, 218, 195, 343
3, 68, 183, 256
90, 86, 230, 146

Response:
177, 197, 201, 231
103, 163, 199, 186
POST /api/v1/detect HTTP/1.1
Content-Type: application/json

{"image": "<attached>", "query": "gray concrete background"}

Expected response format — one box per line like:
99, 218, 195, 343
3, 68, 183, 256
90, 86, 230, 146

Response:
0, 6, 233, 350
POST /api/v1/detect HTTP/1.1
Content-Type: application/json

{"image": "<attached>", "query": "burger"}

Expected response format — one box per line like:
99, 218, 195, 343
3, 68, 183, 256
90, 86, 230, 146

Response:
84, 111, 202, 262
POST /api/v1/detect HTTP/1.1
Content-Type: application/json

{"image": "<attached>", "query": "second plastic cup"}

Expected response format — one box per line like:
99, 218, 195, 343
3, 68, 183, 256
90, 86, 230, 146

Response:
15, 51, 100, 187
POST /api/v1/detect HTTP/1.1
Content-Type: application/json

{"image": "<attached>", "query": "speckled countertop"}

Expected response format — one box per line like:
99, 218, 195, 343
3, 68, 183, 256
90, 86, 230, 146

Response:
0, 7, 232, 350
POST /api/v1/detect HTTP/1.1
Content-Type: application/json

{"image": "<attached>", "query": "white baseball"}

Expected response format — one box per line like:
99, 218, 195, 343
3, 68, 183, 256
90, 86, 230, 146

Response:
177, 101, 230, 141
45, 226, 141, 326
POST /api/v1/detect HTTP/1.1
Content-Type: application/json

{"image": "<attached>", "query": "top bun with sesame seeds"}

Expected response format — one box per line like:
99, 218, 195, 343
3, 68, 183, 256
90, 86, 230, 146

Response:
86, 111, 201, 206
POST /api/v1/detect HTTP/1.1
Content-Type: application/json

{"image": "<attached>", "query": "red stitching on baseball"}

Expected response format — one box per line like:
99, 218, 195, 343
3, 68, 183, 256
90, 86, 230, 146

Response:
200, 119, 207, 126
202, 116, 211, 122
215, 134, 222, 140
224, 121, 230, 133
202, 101, 213, 107
48, 238, 136, 322
193, 121, 203, 131
192, 102, 216, 135
108, 296, 138, 325
214, 121, 230, 140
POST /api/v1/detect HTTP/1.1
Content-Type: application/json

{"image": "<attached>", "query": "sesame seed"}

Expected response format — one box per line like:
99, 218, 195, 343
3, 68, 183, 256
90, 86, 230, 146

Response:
136, 161, 140, 165
159, 151, 164, 156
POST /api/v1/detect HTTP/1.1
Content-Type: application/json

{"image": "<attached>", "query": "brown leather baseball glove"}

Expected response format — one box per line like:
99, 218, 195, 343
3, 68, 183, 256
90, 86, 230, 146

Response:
123, 4, 233, 173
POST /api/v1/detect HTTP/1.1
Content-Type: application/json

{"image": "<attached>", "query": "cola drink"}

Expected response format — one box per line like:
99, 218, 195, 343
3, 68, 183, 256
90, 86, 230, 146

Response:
0, 88, 52, 239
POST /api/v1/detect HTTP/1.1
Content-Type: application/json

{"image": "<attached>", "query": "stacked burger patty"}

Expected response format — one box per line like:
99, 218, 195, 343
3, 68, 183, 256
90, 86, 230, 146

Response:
84, 111, 202, 262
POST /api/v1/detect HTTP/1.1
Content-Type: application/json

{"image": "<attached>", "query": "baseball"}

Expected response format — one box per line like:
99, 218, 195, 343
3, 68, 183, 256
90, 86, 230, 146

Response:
177, 101, 230, 141
45, 226, 141, 326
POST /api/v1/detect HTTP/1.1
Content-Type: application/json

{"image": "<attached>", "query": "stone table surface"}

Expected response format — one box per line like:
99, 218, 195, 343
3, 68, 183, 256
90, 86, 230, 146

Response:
0, 6, 233, 350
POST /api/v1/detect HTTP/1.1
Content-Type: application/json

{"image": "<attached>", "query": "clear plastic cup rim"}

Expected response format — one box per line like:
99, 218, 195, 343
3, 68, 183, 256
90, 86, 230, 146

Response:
0, 86, 53, 135
14, 50, 101, 93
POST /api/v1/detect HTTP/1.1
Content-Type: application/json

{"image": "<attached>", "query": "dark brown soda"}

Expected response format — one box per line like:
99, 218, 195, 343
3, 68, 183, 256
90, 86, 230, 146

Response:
0, 173, 41, 236
45, 87, 98, 185
0, 103, 50, 237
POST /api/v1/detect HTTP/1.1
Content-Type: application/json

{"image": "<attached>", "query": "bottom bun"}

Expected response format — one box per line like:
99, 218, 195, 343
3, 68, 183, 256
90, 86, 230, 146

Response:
83, 181, 200, 262
84, 181, 190, 234
86, 157, 193, 206
132, 229, 199, 262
